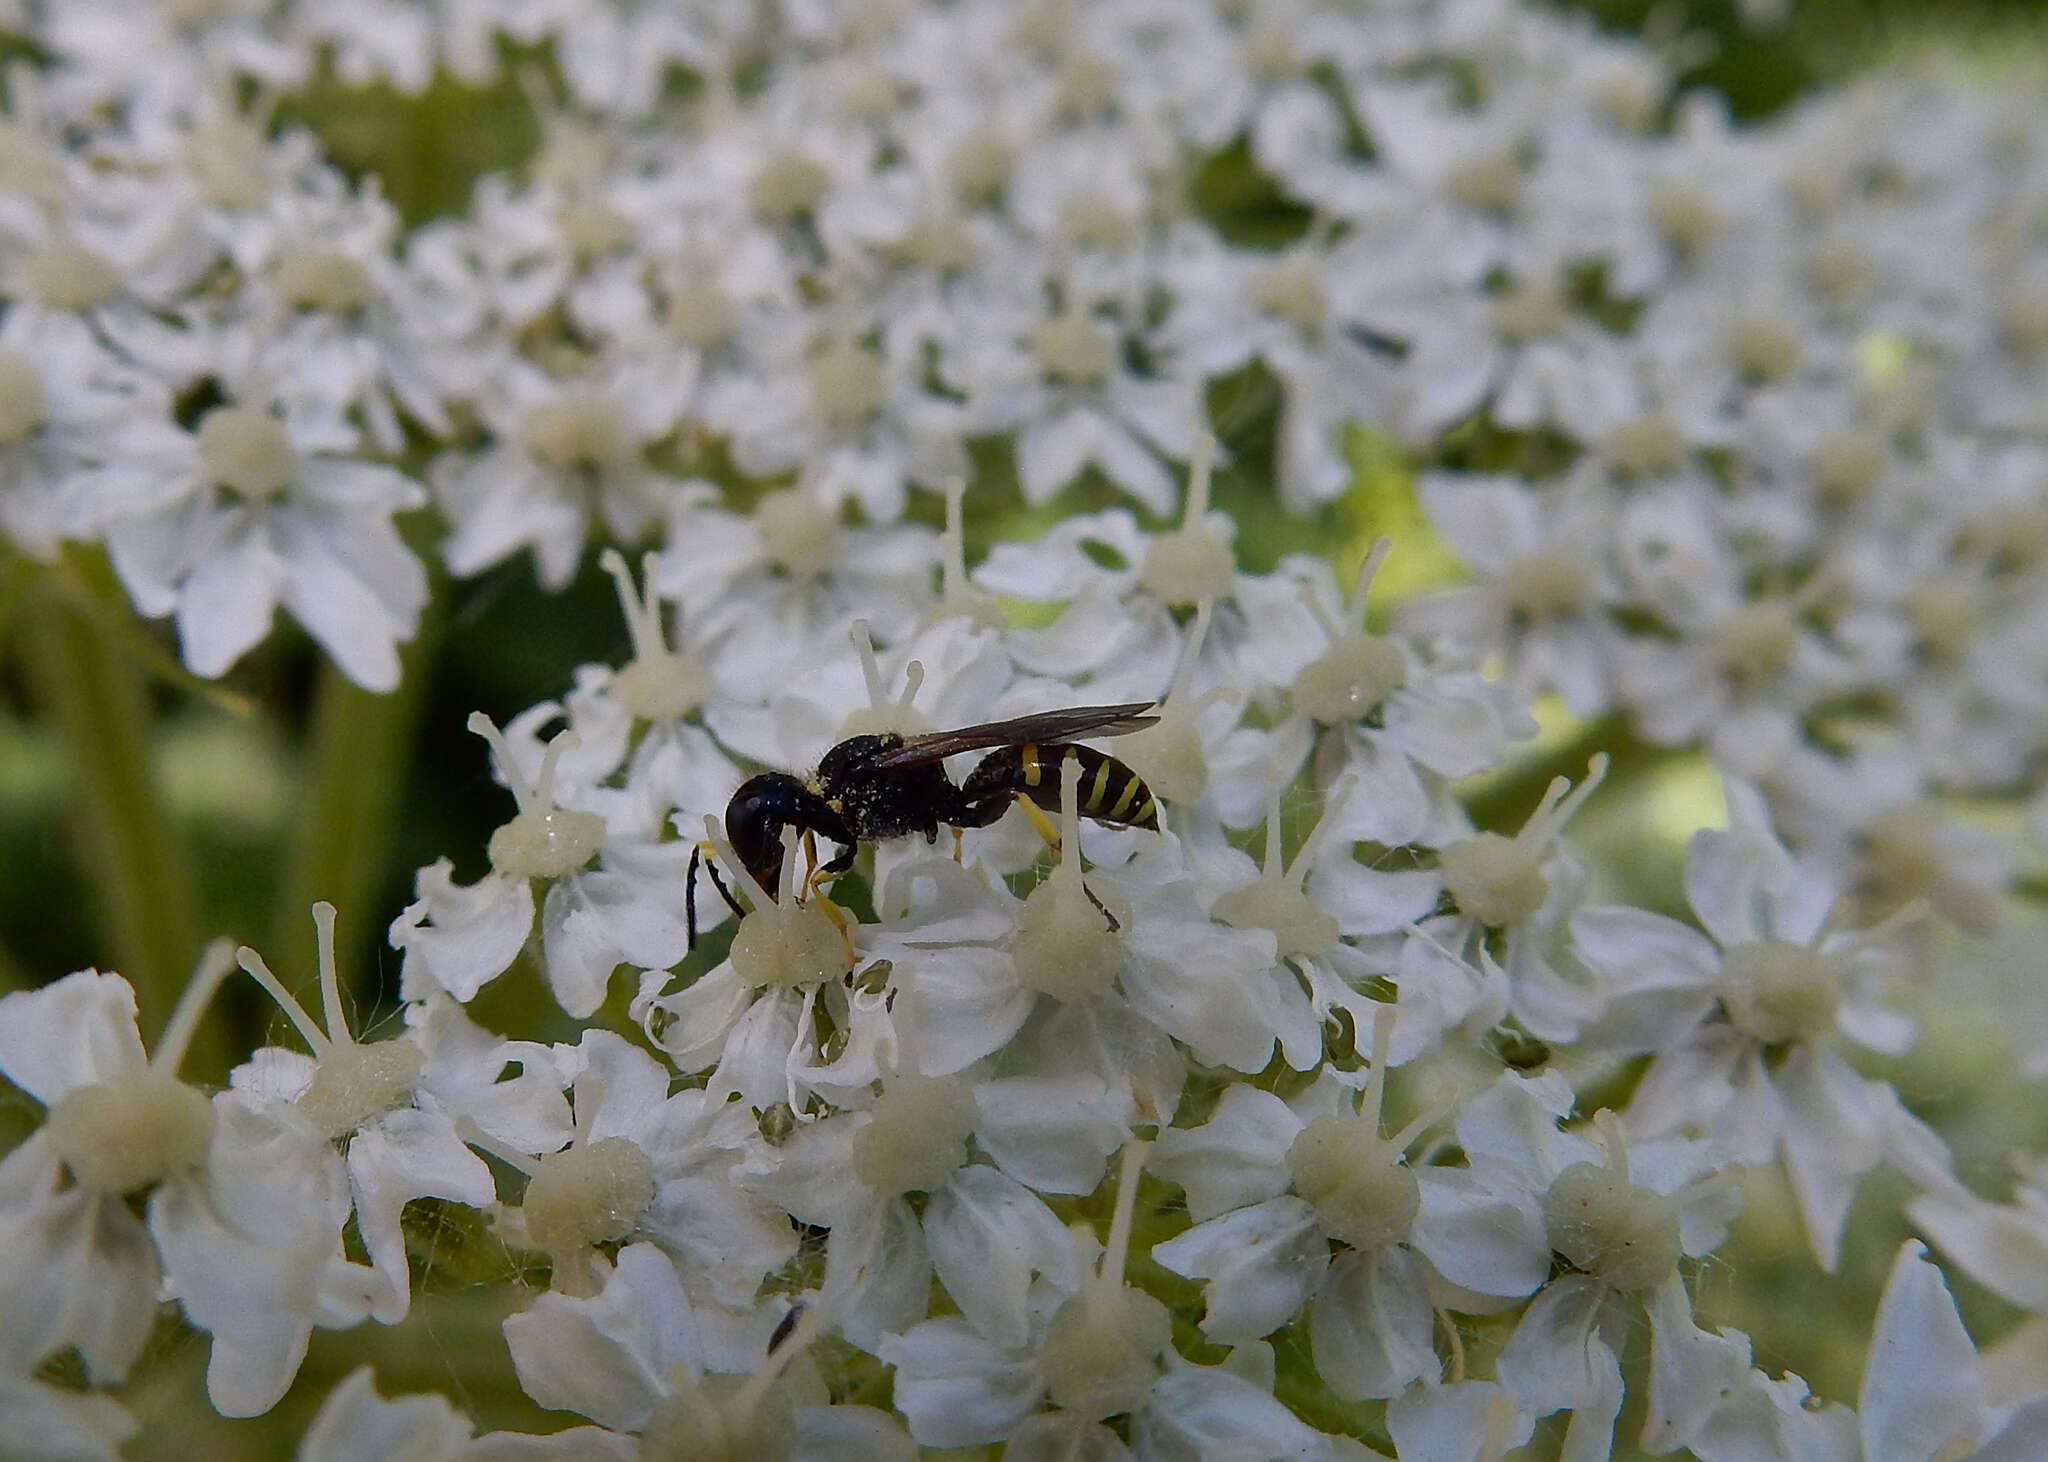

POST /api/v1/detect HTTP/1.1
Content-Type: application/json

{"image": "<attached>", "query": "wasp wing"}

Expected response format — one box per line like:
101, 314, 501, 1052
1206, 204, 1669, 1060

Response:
866, 702, 1159, 770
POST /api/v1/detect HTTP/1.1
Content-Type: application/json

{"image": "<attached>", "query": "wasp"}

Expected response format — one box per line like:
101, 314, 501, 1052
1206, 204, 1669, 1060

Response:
688, 702, 1163, 948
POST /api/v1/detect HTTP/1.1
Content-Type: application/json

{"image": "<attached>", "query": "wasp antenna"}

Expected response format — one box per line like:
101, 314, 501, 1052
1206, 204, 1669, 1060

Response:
688, 843, 747, 951
686, 843, 700, 952
701, 815, 775, 911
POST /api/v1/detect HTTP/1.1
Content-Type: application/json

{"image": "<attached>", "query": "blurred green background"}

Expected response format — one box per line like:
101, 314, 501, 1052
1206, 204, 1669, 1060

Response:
3, 0, 2047, 1455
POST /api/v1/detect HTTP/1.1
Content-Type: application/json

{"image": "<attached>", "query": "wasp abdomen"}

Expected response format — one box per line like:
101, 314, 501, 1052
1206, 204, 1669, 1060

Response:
961, 743, 1161, 831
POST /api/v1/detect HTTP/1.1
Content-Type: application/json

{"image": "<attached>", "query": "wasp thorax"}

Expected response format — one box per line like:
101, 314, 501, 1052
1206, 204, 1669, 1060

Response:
0, 353, 44, 444
46, 1068, 214, 1194
25, 237, 121, 311
851, 1073, 976, 1195
755, 488, 841, 579
295, 1039, 425, 1141
1287, 1113, 1421, 1251
1543, 1135, 1681, 1292
273, 247, 374, 314
520, 1136, 655, 1261
197, 406, 298, 500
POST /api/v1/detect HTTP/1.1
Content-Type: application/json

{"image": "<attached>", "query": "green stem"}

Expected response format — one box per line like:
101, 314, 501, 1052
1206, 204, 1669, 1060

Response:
269, 575, 442, 1000
1459, 712, 1666, 833
17, 568, 203, 1045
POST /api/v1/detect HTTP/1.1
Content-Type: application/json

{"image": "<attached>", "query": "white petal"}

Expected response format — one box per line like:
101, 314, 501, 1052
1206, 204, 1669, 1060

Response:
1412, 1168, 1550, 1299
389, 861, 534, 1005
1150, 1197, 1325, 1344
297, 1367, 472, 1462
1308, 1248, 1439, 1401
502, 1244, 699, 1432
792, 1403, 919, 1462
1151, 1085, 1300, 1222
876, 1315, 1043, 1448
176, 518, 285, 679
0, 1372, 135, 1462
349, 1109, 496, 1322
1859, 1241, 1982, 1462
0, 969, 148, 1104
923, 1165, 1080, 1350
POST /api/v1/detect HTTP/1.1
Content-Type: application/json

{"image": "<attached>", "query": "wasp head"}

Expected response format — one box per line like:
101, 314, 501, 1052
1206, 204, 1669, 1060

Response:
725, 772, 807, 899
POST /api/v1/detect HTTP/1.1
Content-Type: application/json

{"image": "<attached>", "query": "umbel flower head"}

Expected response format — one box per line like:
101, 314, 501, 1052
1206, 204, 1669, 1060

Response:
1, 0, 2047, 1454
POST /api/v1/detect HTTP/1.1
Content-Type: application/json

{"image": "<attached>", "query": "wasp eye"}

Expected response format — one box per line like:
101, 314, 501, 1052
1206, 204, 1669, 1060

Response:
726, 776, 795, 897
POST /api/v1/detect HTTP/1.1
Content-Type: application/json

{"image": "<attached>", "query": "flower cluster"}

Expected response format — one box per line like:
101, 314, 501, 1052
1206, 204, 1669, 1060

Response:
4, 0, 2048, 1456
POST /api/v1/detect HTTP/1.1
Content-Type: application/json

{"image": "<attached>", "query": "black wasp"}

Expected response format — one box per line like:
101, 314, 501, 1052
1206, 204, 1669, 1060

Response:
687, 702, 1163, 948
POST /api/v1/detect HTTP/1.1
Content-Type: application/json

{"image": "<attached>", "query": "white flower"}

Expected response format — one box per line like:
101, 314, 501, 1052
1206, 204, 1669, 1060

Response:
1154, 1020, 1549, 1400
392, 713, 690, 1017
1571, 779, 1924, 1267
230, 905, 542, 1323
0, 1371, 136, 1462
501, 1241, 913, 1460
0, 954, 230, 1390
1855, 1241, 2048, 1461
64, 387, 427, 690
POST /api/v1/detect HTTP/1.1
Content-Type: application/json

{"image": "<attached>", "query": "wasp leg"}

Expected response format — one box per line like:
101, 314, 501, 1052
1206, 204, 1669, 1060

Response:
1013, 795, 1120, 932
798, 830, 858, 970
952, 827, 964, 863
688, 841, 749, 952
